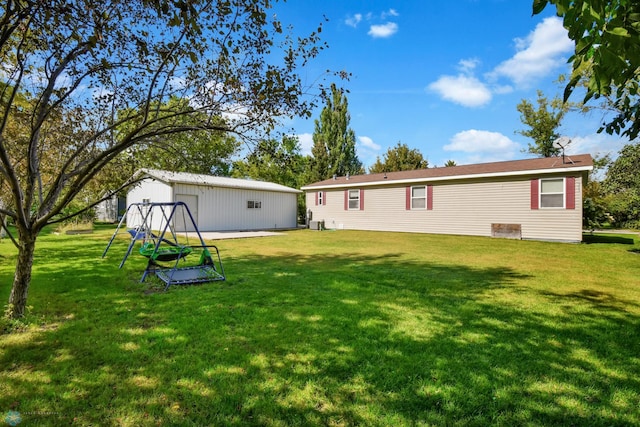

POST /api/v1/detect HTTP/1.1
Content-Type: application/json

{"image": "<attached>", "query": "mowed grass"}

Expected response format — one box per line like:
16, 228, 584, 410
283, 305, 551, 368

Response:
1, 227, 640, 426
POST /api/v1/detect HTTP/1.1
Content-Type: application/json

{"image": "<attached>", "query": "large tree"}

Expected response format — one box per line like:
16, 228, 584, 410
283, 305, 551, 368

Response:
232, 135, 309, 218
533, 0, 640, 138
130, 128, 240, 176
232, 135, 307, 189
309, 83, 362, 181
603, 144, 640, 228
126, 99, 241, 176
516, 91, 567, 157
369, 142, 428, 173
582, 153, 612, 230
0, 0, 327, 319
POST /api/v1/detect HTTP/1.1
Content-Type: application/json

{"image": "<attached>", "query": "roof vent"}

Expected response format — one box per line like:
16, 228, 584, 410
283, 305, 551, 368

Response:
346, 173, 350, 180
384, 173, 387, 179
333, 174, 336, 180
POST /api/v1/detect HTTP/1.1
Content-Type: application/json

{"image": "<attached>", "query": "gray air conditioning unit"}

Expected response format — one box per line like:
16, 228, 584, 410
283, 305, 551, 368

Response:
309, 220, 324, 231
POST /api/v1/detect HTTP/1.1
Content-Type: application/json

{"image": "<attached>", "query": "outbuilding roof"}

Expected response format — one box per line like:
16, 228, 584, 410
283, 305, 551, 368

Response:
138, 169, 302, 194
301, 154, 594, 190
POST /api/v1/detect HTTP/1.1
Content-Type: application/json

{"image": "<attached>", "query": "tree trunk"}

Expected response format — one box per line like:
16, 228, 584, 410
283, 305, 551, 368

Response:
7, 231, 36, 319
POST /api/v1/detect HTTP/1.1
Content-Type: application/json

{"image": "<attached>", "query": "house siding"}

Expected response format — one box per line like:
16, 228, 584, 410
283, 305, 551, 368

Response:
126, 178, 173, 231
306, 174, 584, 242
95, 195, 121, 222
126, 176, 298, 232
173, 183, 297, 231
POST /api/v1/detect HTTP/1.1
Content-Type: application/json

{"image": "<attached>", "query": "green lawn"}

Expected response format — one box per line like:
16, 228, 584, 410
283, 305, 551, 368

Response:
1, 228, 640, 426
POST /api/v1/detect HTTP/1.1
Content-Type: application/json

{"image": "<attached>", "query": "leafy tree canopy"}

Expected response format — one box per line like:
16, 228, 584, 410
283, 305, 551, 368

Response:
123, 98, 241, 177
534, 0, 640, 138
602, 144, 640, 227
604, 143, 640, 193
369, 142, 428, 173
516, 90, 567, 157
0, 0, 328, 319
232, 135, 308, 189
232, 135, 309, 219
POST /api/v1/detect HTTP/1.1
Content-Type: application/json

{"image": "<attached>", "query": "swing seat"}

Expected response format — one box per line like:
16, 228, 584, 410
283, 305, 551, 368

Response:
127, 228, 147, 240
156, 264, 224, 286
139, 242, 192, 262
152, 244, 225, 290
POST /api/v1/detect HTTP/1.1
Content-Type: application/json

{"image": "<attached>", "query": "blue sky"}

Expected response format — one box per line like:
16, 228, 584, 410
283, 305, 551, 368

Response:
273, 1, 627, 168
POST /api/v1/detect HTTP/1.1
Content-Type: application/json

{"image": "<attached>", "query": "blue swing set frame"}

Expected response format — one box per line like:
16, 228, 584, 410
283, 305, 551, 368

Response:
103, 201, 225, 290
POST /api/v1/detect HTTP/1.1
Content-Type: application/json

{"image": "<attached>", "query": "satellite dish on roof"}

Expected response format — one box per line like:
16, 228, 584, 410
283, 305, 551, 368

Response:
552, 136, 573, 164
552, 136, 571, 149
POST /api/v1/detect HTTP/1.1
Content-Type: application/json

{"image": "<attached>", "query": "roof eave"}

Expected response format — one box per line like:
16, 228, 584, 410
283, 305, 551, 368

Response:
136, 169, 172, 185
138, 170, 301, 193
301, 165, 594, 191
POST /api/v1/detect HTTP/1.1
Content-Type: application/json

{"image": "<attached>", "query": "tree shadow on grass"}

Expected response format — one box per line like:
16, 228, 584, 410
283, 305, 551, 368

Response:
541, 288, 640, 313
582, 233, 640, 256
1, 239, 639, 425
582, 234, 636, 245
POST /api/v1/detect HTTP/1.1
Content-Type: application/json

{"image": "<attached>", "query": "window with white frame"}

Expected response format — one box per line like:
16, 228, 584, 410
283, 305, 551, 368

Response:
540, 178, 564, 208
318, 191, 324, 205
411, 186, 426, 209
247, 200, 262, 209
348, 189, 360, 210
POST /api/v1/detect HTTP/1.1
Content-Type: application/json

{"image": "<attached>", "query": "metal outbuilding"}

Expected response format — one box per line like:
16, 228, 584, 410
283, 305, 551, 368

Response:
127, 169, 301, 232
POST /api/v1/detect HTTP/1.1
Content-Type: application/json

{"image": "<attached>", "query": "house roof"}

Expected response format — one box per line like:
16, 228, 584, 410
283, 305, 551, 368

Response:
138, 169, 302, 194
301, 154, 594, 190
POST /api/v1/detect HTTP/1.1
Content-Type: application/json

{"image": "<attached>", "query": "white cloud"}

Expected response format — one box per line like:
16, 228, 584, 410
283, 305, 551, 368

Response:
428, 75, 492, 107
347, 9, 400, 38
431, 17, 572, 107
490, 17, 573, 87
559, 133, 624, 179
345, 13, 362, 28
294, 134, 386, 160
358, 135, 381, 150
356, 135, 381, 167
563, 133, 625, 157
381, 9, 399, 19
297, 133, 313, 155
444, 129, 519, 156
458, 58, 480, 74
368, 22, 398, 38
492, 84, 514, 95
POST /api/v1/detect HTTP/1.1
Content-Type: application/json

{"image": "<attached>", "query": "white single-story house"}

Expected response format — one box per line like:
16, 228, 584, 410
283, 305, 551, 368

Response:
301, 154, 593, 242
127, 169, 301, 232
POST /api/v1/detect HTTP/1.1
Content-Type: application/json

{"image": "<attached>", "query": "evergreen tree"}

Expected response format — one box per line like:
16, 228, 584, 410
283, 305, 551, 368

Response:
310, 84, 362, 181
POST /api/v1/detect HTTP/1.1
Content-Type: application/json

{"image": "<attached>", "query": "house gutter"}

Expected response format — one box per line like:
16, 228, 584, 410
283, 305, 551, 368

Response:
138, 169, 302, 194
301, 165, 594, 191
